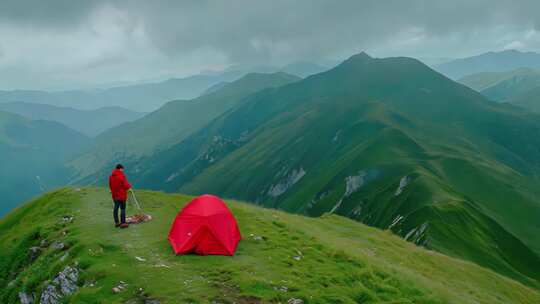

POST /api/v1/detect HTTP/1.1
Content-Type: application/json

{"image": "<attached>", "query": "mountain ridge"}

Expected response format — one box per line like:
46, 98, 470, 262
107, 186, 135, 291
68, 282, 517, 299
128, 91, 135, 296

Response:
435, 49, 540, 79
69, 72, 301, 181
0, 188, 537, 303
0, 102, 145, 136
113, 52, 540, 286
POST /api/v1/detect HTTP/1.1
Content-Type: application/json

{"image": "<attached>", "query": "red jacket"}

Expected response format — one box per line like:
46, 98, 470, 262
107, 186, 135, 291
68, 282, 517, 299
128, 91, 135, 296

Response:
109, 169, 132, 201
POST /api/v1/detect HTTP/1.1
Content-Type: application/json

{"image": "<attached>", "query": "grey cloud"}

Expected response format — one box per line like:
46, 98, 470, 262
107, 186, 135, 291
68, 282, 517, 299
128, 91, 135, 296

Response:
100, 0, 540, 64
0, 0, 103, 28
1, 0, 540, 89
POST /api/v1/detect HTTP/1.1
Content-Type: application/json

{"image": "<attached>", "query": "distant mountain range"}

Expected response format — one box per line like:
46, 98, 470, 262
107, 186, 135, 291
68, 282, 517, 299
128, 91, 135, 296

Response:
0, 62, 329, 112
459, 68, 540, 113
457, 67, 537, 91
69, 72, 301, 181
0, 75, 230, 112
435, 49, 540, 79
0, 102, 145, 136
0, 111, 88, 216
70, 52, 540, 287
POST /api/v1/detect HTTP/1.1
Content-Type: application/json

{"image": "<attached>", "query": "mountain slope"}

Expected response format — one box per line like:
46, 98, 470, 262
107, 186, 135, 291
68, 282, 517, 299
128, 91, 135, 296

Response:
508, 86, 540, 113
479, 71, 540, 102
0, 102, 145, 136
0, 188, 538, 303
0, 111, 88, 216
124, 53, 540, 286
458, 67, 538, 92
458, 68, 540, 112
435, 49, 540, 79
70, 72, 300, 182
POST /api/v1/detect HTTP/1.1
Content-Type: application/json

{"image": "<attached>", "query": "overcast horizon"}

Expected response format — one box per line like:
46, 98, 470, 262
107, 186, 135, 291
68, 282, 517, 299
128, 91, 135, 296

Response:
2, 0, 540, 91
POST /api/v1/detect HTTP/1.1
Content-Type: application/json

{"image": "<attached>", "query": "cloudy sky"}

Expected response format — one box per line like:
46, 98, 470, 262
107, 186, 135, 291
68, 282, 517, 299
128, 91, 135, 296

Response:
1, 0, 540, 90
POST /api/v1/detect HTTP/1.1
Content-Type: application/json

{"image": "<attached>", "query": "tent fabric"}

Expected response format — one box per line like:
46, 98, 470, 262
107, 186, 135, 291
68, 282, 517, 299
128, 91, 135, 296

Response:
168, 194, 241, 256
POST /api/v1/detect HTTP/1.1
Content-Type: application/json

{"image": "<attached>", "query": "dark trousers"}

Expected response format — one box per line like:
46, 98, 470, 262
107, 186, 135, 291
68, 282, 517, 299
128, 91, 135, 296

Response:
113, 200, 126, 224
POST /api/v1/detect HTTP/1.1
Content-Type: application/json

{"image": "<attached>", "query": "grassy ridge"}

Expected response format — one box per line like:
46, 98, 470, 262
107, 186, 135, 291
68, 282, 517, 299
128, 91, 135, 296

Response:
0, 188, 538, 303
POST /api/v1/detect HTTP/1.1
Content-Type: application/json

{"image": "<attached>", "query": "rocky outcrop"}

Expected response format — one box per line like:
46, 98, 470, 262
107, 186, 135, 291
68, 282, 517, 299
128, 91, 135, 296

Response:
329, 169, 382, 214
40, 239, 49, 248
404, 222, 429, 246
61, 215, 74, 223
330, 171, 368, 213
39, 265, 79, 304
267, 167, 306, 197
28, 247, 42, 262
394, 176, 410, 196
51, 241, 66, 251
18, 292, 34, 304
344, 172, 368, 197
112, 281, 128, 293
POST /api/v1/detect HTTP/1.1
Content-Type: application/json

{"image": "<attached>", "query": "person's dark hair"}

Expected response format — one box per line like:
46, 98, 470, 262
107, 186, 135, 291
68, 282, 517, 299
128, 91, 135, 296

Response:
115, 164, 124, 170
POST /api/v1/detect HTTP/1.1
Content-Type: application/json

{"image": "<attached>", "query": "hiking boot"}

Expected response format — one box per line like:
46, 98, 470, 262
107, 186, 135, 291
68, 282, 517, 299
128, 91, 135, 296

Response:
115, 223, 121, 228
119, 223, 129, 229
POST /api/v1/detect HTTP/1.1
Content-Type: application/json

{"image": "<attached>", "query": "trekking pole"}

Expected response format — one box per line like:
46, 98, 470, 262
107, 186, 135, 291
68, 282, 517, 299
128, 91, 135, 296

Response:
129, 189, 143, 211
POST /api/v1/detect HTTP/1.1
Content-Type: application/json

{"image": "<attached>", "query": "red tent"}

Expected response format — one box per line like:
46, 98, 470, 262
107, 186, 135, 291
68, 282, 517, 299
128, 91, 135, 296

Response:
168, 194, 241, 256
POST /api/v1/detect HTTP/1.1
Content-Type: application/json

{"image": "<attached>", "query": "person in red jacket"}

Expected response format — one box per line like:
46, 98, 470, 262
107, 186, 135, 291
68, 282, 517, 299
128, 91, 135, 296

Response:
109, 164, 132, 228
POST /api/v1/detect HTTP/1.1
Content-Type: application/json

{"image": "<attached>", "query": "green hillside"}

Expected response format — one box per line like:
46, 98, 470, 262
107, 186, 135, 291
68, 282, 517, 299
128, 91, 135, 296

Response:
70, 72, 300, 182
1, 188, 538, 303
118, 53, 540, 286
508, 86, 540, 113
0, 111, 89, 216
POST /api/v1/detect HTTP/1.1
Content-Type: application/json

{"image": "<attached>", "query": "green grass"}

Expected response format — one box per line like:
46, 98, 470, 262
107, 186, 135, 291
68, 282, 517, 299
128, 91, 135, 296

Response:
1, 187, 538, 303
